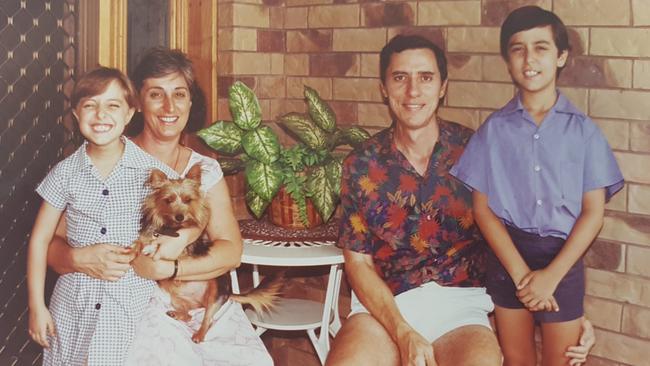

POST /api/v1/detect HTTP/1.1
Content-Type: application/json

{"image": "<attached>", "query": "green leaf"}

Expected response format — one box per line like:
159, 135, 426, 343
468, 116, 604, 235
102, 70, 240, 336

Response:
217, 157, 245, 175
307, 164, 337, 222
339, 126, 371, 148
278, 112, 326, 150
241, 126, 281, 164
196, 121, 243, 154
304, 86, 336, 133
245, 190, 270, 219
245, 160, 282, 202
326, 159, 343, 200
229, 81, 262, 131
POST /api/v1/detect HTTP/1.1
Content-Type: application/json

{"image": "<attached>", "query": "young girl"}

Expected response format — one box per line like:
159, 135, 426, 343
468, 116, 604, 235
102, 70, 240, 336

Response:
451, 6, 623, 366
27, 67, 176, 365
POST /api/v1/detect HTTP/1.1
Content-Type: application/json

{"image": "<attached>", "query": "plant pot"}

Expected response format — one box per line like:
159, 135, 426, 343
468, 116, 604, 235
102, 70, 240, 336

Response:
269, 186, 323, 229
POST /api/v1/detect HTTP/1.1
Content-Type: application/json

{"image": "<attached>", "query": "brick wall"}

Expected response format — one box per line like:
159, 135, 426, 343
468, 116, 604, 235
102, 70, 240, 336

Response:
216, 1, 650, 364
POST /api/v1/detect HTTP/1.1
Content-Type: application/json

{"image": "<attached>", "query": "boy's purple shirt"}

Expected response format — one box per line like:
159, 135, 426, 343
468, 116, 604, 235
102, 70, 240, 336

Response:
450, 92, 623, 240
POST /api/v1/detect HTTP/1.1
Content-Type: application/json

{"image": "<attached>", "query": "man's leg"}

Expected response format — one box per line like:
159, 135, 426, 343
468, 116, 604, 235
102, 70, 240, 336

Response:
433, 325, 502, 366
325, 313, 400, 366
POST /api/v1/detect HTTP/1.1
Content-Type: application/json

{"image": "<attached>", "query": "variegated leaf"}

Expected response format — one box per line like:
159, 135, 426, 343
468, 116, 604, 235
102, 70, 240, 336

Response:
196, 121, 243, 154
245, 160, 282, 202
307, 165, 337, 222
278, 112, 326, 150
326, 159, 343, 200
304, 86, 336, 133
245, 190, 270, 219
340, 126, 371, 148
241, 126, 281, 164
229, 81, 261, 131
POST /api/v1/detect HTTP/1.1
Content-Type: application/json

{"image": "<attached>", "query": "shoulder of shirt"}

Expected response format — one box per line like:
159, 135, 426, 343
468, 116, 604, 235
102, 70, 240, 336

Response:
124, 138, 177, 176
54, 144, 87, 173
344, 127, 390, 162
438, 118, 474, 139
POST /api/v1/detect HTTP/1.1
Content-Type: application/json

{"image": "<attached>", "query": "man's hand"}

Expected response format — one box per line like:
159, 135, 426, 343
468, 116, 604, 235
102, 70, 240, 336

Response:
73, 244, 135, 281
516, 269, 560, 312
566, 318, 595, 365
396, 324, 437, 366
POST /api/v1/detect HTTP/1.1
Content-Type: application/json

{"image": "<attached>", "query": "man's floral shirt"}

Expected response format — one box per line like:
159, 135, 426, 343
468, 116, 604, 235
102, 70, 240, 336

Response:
337, 120, 487, 296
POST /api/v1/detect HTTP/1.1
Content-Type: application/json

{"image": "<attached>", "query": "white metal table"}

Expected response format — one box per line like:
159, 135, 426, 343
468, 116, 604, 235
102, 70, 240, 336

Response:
232, 237, 344, 364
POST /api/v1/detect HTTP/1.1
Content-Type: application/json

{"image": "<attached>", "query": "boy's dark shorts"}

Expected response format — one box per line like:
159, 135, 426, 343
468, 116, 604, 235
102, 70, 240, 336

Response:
486, 225, 584, 323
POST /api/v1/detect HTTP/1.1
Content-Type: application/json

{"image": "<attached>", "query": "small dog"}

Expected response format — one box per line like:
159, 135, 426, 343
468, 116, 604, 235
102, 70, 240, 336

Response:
134, 164, 282, 343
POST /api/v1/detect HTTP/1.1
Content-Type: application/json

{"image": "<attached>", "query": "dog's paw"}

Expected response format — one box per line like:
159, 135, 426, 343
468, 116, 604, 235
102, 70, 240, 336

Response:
191, 332, 206, 344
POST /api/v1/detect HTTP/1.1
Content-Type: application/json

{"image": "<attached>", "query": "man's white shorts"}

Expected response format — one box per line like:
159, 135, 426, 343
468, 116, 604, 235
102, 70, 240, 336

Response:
349, 281, 494, 343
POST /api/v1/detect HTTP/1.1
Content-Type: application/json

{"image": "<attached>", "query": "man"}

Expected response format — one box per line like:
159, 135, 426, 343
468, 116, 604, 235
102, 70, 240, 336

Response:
326, 35, 593, 366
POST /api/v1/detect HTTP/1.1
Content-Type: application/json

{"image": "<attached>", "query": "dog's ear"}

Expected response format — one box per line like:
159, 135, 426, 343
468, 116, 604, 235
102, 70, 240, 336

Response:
148, 169, 168, 188
186, 164, 203, 183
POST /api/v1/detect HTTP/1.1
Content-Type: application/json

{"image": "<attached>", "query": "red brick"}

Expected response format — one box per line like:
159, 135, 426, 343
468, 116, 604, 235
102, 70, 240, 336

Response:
287, 30, 332, 53
309, 53, 358, 77
258, 30, 286, 53
481, 0, 548, 27
362, 2, 414, 27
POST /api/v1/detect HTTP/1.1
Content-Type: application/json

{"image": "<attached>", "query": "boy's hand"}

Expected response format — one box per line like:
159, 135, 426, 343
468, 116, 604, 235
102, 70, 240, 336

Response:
28, 306, 56, 348
516, 269, 560, 312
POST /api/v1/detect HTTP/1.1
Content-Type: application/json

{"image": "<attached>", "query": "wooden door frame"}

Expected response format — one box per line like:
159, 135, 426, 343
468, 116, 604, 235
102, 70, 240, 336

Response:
77, 0, 218, 123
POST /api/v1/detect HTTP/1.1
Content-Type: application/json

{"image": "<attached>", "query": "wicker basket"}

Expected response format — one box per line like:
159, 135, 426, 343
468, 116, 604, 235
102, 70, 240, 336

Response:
268, 186, 323, 229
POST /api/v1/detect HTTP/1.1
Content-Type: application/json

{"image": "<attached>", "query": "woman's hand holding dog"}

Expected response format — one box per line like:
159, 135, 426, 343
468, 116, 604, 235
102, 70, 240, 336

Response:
73, 244, 135, 281
145, 227, 203, 261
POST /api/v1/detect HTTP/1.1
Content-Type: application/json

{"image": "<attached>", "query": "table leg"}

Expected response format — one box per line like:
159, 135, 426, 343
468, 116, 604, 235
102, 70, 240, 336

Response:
307, 263, 340, 364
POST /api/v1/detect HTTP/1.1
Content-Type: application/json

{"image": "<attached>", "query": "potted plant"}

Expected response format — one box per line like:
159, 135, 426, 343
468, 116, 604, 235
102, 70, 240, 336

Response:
197, 81, 370, 229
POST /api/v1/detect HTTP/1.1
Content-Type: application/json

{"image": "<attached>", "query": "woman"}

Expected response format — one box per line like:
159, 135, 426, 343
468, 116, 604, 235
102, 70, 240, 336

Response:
47, 48, 272, 365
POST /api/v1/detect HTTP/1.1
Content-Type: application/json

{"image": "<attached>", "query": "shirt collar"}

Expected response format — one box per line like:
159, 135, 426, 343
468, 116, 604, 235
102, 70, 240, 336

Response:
378, 119, 451, 162
74, 136, 154, 173
503, 90, 581, 116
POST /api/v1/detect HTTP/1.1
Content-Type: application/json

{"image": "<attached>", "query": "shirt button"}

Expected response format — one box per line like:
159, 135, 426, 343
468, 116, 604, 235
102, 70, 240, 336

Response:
102, 189, 109, 196
95, 303, 101, 310
100, 227, 107, 234
534, 165, 541, 172
533, 134, 540, 140
536, 199, 542, 206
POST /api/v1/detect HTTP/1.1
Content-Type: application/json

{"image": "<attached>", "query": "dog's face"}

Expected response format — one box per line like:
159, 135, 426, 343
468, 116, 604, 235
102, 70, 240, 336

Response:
142, 164, 210, 230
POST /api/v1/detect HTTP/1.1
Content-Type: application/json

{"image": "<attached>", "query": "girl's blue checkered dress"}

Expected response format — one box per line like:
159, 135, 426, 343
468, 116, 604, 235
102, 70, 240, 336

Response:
36, 138, 175, 366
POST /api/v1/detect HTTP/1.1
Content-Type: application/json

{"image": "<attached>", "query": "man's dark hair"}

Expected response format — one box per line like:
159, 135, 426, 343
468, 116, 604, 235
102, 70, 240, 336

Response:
500, 6, 571, 60
379, 34, 448, 84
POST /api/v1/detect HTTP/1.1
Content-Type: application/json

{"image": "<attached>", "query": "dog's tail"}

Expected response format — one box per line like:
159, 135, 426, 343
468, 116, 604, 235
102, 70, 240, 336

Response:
230, 272, 284, 314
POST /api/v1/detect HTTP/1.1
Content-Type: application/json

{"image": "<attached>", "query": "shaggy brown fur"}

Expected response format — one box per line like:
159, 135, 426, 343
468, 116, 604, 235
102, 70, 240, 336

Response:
134, 164, 282, 343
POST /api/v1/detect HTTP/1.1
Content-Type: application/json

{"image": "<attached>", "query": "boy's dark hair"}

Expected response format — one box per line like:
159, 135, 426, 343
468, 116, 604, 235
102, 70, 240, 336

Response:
72, 67, 138, 110
379, 34, 448, 84
126, 47, 206, 136
500, 6, 571, 61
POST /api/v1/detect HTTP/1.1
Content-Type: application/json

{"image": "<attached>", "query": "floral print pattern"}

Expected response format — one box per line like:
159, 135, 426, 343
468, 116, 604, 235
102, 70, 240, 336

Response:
338, 120, 486, 296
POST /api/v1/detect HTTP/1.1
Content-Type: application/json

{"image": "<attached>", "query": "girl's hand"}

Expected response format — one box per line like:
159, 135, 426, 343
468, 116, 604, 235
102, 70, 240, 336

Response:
28, 306, 56, 348
516, 269, 560, 312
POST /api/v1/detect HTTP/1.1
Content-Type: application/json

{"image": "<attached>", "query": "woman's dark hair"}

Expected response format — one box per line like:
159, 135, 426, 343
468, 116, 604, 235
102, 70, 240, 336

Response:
126, 47, 206, 136
379, 34, 448, 84
500, 6, 571, 61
